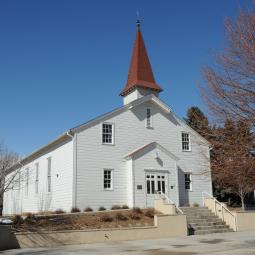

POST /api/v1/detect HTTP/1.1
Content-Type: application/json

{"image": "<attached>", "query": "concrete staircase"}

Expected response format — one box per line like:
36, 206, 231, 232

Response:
180, 207, 233, 235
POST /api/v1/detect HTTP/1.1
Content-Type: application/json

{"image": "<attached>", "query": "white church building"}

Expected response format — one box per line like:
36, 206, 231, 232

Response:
3, 22, 212, 215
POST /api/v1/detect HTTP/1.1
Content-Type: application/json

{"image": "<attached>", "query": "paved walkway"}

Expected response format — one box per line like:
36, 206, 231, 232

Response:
1, 231, 255, 255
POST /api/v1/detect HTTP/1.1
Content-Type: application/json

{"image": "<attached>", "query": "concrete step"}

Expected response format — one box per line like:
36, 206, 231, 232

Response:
185, 213, 216, 217
181, 207, 208, 210
194, 228, 233, 235
186, 216, 220, 221
188, 221, 225, 226
189, 225, 230, 230
181, 206, 233, 235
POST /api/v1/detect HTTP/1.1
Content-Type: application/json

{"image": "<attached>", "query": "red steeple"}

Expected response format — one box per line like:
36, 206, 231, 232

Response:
120, 21, 163, 96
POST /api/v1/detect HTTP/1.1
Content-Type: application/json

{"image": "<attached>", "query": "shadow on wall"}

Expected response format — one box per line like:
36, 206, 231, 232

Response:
178, 167, 190, 206
0, 226, 20, 251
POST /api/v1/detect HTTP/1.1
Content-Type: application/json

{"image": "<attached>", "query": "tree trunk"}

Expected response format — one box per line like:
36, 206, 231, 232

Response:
240, 187, 245, 211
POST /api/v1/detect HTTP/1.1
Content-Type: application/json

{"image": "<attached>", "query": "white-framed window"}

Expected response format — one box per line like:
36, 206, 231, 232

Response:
102, 123, 114, 144
25, 168, 29, 196
146, 108, 152, 128
182, 132, 191, 151
35, 163, 39, 194
47, 157, 52, 193
103, 169, 113, 190
184, 173, 192, 191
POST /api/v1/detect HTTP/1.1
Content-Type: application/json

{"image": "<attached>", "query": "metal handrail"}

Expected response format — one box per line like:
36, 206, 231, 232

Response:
202, 191, 237, 231
156, 191, 184, 214
202, 191, 235, 217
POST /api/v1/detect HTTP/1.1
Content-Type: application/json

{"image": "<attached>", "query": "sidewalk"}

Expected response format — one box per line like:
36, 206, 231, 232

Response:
1, 231, 255, 255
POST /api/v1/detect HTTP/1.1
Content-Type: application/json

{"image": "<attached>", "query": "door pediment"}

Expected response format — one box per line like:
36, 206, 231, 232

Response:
124, 142, 179, 161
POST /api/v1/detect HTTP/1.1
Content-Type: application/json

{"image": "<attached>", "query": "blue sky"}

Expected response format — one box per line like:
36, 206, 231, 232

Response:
0, 0, 253, 156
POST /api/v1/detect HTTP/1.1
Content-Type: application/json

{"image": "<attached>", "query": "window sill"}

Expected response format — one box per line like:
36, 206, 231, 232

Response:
104, 189, 114, 191
102, 143, 115, 146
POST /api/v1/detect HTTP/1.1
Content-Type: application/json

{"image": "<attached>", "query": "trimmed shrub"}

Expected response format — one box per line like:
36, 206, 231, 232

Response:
111, 205, 121, 210
84, 207, 93, 212
25, 213, 36, 224
115, 212, 128, 221
129, 212, 141, 220
101, 214, 113, 222
71, 207, 81, 213
132, 207, 143, 214
13, 215, 24, 225
98, 206, 106, 211
122, 205, 129, 209
144, 208, 155, 218
193, 203, 199, 207
55, 209, 66, 214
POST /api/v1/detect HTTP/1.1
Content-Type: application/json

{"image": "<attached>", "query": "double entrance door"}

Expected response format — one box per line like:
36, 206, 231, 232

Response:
146, 172, 168, 207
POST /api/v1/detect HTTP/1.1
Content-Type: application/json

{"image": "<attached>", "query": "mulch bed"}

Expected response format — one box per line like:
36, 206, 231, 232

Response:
12, 209, 156, 232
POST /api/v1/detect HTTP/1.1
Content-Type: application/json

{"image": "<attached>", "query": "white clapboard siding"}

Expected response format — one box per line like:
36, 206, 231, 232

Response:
75, 100, 212, 210
3, 139, 73, 215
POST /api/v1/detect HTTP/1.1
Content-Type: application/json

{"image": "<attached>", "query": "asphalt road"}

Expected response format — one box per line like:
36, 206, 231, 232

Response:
1, 231, 255, 255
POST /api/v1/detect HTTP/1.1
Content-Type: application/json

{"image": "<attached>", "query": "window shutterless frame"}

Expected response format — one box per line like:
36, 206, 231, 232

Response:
181, 132, 191, 151
146, 108, 152, 128
103, 169, 113, 190
102, 123, 115, 145
184, 173, 192, 191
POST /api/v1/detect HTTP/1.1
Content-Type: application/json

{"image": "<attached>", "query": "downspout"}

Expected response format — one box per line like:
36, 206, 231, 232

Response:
17, 161, 24, 214
175, 162, 180, 207
66, 130, 77, 208
209, 146, 213, 196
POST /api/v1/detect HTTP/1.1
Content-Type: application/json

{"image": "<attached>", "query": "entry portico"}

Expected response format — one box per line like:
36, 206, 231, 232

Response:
124, 142, 180, 208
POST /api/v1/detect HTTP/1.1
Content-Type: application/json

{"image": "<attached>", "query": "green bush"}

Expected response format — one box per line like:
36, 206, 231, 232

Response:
98, 206, 106, 211
122, 205, 129, 209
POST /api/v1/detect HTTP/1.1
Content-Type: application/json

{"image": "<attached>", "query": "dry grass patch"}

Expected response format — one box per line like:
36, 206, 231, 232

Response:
12, 209, 156, 232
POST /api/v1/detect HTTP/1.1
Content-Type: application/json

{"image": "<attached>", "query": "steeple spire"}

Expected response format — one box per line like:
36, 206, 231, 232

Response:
120, 21, 162, 97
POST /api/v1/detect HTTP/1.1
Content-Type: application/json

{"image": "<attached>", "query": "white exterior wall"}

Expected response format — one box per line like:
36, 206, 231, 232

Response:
131, 146, 178, 208
75, 99, 212, 210
3, 139, 74, 215
123, 88, 159, 105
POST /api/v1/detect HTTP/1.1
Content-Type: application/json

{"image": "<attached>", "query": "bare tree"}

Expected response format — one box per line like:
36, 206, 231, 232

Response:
202, 6, 255, 126
200, 4, 255, 210
0, 142, 19, 215
210, 120, 255, 210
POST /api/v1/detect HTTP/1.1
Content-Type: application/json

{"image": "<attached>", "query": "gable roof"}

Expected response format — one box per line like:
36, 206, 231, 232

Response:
8, 95, 209, 173
71, 94, 171, 133
120, 23, 162, 96
124, 142, 179, 161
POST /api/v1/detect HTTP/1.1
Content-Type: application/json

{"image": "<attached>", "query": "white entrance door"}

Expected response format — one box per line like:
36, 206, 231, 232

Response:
146, 173, 168, 207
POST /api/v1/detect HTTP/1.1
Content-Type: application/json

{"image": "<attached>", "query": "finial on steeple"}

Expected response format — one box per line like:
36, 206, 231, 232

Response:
136, 11, 140, 28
